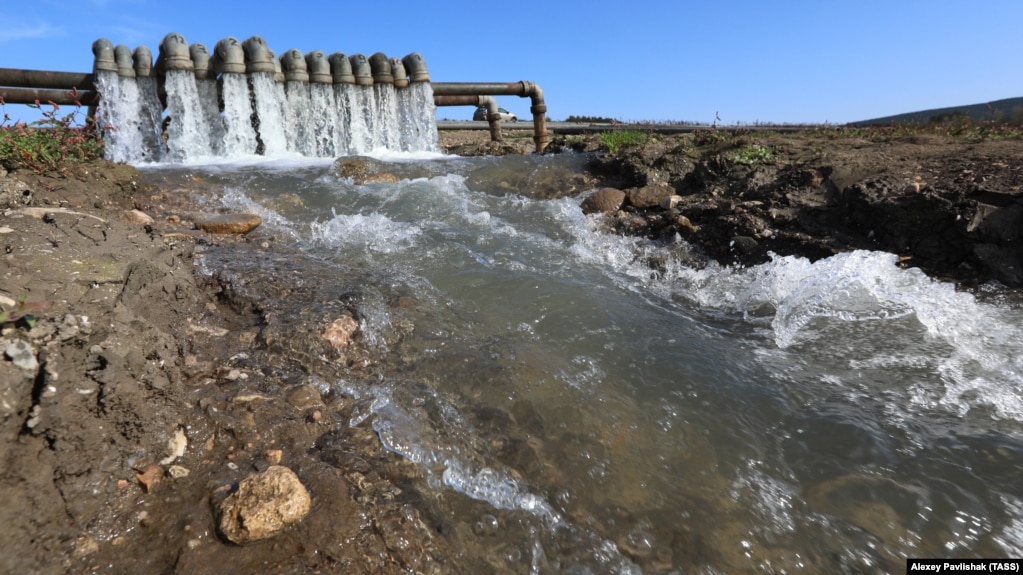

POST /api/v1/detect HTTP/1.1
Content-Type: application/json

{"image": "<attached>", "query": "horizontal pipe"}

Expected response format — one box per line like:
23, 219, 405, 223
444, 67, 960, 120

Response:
0, 87, 99, 106
0, 68, 96, 91
432, 81, 549, 152
435, 94, 503, 142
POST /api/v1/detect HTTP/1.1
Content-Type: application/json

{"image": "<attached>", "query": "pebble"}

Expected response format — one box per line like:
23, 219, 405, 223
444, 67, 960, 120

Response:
4, 340, 39, 371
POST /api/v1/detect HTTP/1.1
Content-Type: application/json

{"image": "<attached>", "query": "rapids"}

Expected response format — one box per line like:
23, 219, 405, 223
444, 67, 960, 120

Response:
147, 155, 1023, 573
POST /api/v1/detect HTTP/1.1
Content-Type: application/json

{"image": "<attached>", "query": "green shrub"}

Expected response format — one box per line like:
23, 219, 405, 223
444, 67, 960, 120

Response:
0, 100, 104, 175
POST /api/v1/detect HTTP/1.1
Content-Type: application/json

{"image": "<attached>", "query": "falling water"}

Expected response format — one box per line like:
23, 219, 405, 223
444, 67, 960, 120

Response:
374, 83, 401, 151
162, 69, 213, 161
96, 70, 163, 163
195, 78, 225, 157
249, 72, 288, 156
220, 73, 258, 156
284, 80, 315, 156
309, 83, 336, 157
135, 76, 164, 160
95, 70, 438, 162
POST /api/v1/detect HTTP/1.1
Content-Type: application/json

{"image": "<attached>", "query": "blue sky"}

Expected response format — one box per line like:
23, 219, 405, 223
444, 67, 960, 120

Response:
3, 0, 1022, 125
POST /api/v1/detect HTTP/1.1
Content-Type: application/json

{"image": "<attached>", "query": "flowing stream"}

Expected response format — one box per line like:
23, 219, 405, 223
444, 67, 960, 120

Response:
100, 72, 1023, 572
144, 154, 1023, 573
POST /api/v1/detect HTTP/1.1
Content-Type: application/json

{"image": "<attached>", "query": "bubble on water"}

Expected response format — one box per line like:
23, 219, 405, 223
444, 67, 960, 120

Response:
472, 513, 499, 536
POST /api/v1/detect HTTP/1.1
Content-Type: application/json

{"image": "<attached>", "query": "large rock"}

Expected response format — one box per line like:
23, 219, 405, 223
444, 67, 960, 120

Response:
581, 188, 626, 215
194, 213, 262, 234
627, 182, 675, 209
217, 465, 311, 544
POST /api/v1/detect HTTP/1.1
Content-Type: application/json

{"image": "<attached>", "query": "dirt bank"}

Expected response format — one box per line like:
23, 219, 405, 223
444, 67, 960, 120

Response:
1, 127, 1021, 574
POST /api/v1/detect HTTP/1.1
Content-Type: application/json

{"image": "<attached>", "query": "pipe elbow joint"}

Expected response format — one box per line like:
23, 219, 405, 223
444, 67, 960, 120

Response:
92, 39, 117, 74
349, 54, 373, 86
328, 52, 355, 84
402, 53, 430, 83
213, 37, 246, 75
280, 49, 310, 83
242, 36, 276, 74
189, 43, 214, 80
368, 52, 394, 84
305, 50, 332, 84
132, 46, 153, 78
389, 58, 408, 88
157, 32, 194, 72
114, 45, 135, 77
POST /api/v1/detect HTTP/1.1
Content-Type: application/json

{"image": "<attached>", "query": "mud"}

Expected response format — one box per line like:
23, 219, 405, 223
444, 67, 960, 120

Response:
1, 127, 1021, 574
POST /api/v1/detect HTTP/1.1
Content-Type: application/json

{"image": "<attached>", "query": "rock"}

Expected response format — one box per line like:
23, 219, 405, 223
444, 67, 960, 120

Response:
580, 188, 626, 215
193, 213, 262, 234
628, 182, 675, 209
135, 464, 163, 493
322, 314, 359, 350
159, 427, 188, 465
123, 209, 155, 225
286, 384, 324, 411
167, 465, 190, 479
4, 340, 38, 371
217, 465, 311, 544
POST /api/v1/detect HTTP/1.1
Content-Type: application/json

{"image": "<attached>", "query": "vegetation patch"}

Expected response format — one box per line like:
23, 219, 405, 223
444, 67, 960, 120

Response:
599, 129, 648, 154
730, 143, 774, 165
0, 100, 104, 176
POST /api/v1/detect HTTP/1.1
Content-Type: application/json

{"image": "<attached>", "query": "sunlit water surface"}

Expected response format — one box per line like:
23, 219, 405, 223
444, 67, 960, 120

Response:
146, 154, 1023, 574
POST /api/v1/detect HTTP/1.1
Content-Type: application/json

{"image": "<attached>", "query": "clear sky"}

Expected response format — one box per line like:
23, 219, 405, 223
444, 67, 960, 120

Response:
3, 0, 1022, 125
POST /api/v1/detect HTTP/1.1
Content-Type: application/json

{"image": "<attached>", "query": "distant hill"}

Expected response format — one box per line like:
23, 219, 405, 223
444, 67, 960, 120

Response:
852, 97, 1023, 126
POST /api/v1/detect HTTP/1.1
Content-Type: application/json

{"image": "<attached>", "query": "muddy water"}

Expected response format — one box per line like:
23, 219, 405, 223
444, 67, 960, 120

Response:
147, 153, 1023, 573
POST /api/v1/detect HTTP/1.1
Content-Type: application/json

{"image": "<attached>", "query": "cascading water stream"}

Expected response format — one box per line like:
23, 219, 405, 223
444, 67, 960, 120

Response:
96, 57, 438, 162
219, 73, 258, 156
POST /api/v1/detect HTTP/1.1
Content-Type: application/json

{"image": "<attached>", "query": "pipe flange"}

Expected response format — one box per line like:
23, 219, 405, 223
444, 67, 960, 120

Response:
389, 58, 409, 88
157, 32, 194, 72
242, 36, 276, 74
349, 54, 373, 86
132, 46, 153, 78
114, 44, 135, 77
92, 39, 117, 73
328, 52, 355, 84
402, 53, 430, 83
368, 52, 394, 84
305, 50, 332, 84
280, 49, 309, 82
189, 43, 214, 80
213, 37, 246, 75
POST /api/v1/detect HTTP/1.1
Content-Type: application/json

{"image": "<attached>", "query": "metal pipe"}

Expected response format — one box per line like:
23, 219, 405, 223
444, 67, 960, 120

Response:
114, 45, 135, 77
280, 49, 309, 83
242, 36, 276, 75
0, 87, 98, 106
368, 52, 393, 84
92, 39, 116, 74
349, 54, 373, 86
432, 81, 549, 152
190, 43, 214, 80
133, 46, 154, 78
434, 94, 503, 142
328, 52, 355, 84
389, 58, 408, 89
402, 53, 430, 83
156, 32, 194, 73
0, 68, 95, 91
305, 51, 332, 84
212, 37, 246, 75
